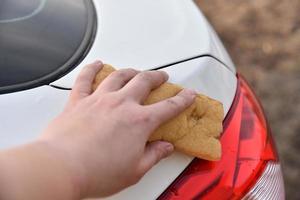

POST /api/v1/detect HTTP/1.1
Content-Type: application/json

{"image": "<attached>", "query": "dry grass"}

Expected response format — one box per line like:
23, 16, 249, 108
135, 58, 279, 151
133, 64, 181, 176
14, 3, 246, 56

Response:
195, 0, 300, 199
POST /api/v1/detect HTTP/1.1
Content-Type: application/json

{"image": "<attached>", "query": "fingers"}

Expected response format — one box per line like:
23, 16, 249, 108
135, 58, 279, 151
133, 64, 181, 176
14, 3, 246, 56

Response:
121, 71, 168, 103
71, 61, 103, 100
94, 68, 139, 95
138, 141, 174, 173
144, 89, 196, 125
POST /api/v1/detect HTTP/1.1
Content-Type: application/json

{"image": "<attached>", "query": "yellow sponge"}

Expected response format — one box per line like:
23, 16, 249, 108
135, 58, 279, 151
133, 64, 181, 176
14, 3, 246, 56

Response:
92, 64, 224, 161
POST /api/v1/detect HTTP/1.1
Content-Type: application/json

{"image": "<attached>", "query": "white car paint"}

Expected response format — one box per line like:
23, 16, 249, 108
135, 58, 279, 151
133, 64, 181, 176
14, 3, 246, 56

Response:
52, 0, 235, 89
0, 57, 237, 200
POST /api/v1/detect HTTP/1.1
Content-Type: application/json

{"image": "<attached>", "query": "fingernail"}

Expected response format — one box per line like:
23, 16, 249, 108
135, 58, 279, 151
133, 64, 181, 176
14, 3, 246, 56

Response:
164, 143, 174, 156
184, 88, 197, 97
160, 71, 169, 80
93, 60, 103, 66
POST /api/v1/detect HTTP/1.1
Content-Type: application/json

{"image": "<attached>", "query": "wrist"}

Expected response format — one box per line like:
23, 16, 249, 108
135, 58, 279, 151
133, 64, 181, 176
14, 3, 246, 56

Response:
35, 138, 89, 199
0, 141, 86, 200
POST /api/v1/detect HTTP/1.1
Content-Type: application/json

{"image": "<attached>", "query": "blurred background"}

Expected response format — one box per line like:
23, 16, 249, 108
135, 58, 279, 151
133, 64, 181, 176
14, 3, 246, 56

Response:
195, 0, 300, 199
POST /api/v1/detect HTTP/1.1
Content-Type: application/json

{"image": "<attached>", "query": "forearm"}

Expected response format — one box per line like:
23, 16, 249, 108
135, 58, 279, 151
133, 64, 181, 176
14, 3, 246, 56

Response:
0, 142, 81, 200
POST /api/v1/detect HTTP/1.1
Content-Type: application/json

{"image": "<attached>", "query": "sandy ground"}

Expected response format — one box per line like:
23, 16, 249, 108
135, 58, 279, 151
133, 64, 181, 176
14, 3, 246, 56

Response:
195, 0, 300, 199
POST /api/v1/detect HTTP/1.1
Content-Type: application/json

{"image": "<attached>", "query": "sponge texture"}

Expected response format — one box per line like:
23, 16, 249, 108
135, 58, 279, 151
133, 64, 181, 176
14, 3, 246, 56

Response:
92, 64, 224, 161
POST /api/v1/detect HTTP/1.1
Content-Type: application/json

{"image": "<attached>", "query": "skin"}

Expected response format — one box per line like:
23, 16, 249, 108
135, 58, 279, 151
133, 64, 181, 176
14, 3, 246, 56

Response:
0, 61, 196, 200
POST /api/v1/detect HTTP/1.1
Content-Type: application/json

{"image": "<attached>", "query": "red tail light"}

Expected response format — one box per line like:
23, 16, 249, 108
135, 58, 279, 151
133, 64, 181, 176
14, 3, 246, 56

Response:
158, 75, 284, 199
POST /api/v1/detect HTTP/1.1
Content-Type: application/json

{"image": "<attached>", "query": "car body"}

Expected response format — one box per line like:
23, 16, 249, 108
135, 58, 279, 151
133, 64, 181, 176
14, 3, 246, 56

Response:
0, 0, 285, 199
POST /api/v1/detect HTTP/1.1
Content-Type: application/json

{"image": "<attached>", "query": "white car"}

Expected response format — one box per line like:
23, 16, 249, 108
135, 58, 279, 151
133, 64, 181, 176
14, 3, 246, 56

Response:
0, 0, 285, 199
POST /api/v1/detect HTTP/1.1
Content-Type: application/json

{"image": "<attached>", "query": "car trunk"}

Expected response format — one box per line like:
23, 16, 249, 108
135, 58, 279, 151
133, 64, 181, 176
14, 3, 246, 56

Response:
0, 0, 238, 199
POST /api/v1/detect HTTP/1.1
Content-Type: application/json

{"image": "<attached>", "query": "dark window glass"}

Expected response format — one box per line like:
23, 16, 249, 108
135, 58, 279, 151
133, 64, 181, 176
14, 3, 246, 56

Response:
0, 0, 97, 93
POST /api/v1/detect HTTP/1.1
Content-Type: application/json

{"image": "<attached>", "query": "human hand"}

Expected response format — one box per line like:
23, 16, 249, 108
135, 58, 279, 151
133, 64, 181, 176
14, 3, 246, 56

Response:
38, 61, 196, 198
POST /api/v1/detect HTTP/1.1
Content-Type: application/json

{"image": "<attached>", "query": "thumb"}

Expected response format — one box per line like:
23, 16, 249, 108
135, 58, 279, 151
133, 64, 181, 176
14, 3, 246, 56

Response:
138, 141, 174, 174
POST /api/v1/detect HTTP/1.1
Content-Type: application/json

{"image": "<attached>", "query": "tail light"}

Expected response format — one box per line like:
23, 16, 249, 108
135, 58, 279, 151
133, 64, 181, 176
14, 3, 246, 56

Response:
158, 75, 285, 200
